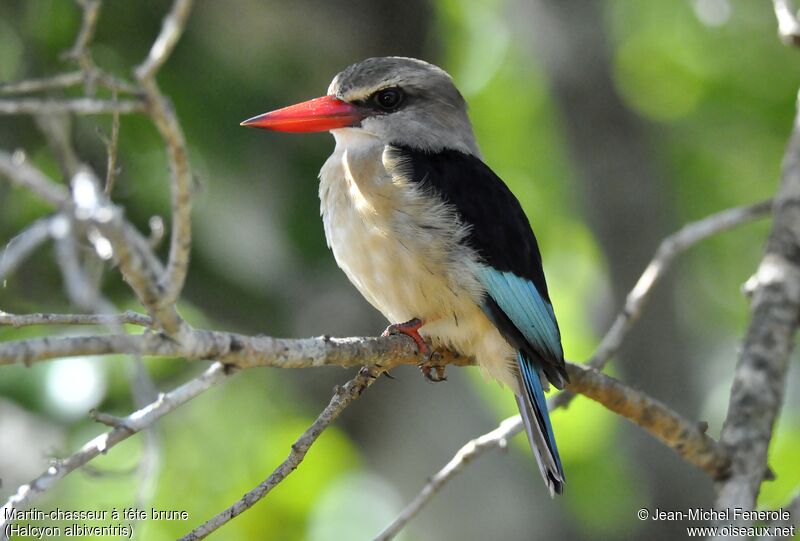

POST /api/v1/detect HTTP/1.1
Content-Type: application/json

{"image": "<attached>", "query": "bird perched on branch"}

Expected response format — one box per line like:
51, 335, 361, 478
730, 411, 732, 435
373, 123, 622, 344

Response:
242, 57, 568, 495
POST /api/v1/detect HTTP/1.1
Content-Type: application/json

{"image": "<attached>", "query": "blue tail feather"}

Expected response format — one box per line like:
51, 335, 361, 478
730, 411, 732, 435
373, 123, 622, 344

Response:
517, 350, 564, 495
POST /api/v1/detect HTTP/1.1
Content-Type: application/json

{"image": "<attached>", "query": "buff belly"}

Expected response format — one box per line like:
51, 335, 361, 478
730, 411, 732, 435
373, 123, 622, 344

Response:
319, 130, 518, 390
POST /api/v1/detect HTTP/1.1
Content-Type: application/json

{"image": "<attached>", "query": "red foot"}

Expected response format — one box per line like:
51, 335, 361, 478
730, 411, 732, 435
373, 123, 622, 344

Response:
381, 319, 447, 383
382, 318, 429, 355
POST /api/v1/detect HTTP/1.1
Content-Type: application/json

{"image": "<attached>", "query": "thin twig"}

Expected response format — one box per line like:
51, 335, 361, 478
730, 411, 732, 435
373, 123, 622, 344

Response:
0, 72, 84, 95
0, 71, 139, 96
53, 216, 112, 311
134, 0, 194, 81
374, 416, 520, 541
134, 0, 195, 308
0, 330, 457, 368
177, 366, 383, 541
0, 217, 52, 281
593, 198, 772, 372
102, 98, 120, 196
0, 311, 151, 328
0, 362, 229, 538
0, 98, 145, 115
0, 150, 69, 205
64, 0, 102, 62
551, 199, 772, 410
0, 155, 185, 335
374, 361, 731, 541
63, 0, 102, 96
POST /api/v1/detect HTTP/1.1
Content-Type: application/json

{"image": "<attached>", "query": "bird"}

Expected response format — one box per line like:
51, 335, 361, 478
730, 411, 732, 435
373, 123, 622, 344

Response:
241, 57, 568, 496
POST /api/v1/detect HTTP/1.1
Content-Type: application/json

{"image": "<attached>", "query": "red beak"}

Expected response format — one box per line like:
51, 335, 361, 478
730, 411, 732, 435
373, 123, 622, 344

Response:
240, 95, 366, 133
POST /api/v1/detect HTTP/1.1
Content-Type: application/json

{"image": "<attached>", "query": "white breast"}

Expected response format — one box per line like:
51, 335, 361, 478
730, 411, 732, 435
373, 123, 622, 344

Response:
318, 129, 519, 390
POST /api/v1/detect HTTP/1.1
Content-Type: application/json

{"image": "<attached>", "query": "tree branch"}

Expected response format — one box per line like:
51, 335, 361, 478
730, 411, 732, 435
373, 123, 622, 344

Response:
0, 311, 152, 328
177, 366, 382, 540
374, 361, 731, 540
134, 0, 194, 307
0, 217, 52, 281
0, 72, 85, 95
0, 150, 69, 206
0, 98, 146, 115
0, 330, 459, 368
551, 198, 772, 410
0, 153, 186, 335
63, 0, 102, 64
374, 416, 521, 541
135, 0, 194, 81
712, 99, 800, 527
566, 363, 728, 476
0, 327, 730, 538
0, 362, 230, 541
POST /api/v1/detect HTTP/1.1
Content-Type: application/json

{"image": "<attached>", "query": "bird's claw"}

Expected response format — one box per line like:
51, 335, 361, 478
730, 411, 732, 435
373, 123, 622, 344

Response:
420, 351, 446, 383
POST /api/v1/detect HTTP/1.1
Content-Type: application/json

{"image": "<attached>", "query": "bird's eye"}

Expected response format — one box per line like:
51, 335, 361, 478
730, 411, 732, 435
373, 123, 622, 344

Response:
373, 88, 404, 111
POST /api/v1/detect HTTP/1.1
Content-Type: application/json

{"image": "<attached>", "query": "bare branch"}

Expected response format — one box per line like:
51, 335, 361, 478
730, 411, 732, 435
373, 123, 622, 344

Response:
0, 153, 185, 334
0, 1, 195, 332
551, 199, 772, 410
64, 0, 102, 63
135, 0, 194, 82
0, 217, 52, 281
101, 102, 120, 195
0, 98, 145, 116
712, 102, 800, 527
135, 79, 193, 307
0, 323, 729, 541
774, 0, 800, 47
375, 361, 731, 540
0, 311, 151, 328
0, 331, 455, 368
0, 362, 230, 539
52, 218, 112, 312
0, 71, 139, 96
566, 363, 728, 476
593, 199, 772, 372
137, 0, 194, 291
375, 416, 521, 541
0, 150, 68, 205
178, 366, 382, 541
0, 72, 84, 95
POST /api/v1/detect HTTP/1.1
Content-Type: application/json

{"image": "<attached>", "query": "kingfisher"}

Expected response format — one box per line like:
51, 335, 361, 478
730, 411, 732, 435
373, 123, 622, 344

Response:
241, 57, 568, 495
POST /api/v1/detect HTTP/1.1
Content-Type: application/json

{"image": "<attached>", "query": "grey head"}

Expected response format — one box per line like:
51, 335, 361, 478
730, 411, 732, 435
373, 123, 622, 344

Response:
328, 57, 480, 156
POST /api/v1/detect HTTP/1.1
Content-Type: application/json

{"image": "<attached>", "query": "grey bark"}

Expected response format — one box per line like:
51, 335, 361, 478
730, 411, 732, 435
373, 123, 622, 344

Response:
712, 98, 800, 534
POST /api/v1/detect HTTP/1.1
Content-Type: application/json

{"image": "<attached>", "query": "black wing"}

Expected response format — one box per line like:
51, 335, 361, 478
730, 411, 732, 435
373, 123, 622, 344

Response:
388, 144, 567, 386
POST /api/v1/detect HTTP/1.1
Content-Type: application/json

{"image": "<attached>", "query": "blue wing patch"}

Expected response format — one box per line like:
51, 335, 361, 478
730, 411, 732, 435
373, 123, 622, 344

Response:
477, 268, 563, 362
478, 267, 566, 494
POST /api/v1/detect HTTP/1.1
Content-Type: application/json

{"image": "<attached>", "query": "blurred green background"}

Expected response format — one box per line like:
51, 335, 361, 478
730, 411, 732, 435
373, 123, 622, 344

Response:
1, 1, 799, 540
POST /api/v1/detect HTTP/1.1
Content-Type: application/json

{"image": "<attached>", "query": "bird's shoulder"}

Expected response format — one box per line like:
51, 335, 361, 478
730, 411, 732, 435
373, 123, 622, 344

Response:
385, 144, 551, 302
